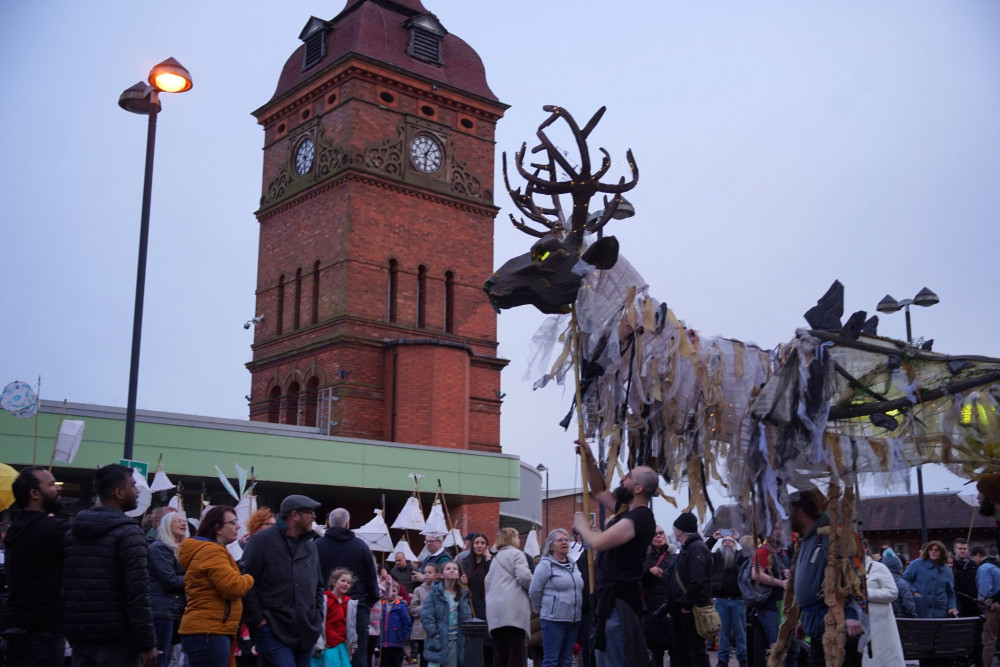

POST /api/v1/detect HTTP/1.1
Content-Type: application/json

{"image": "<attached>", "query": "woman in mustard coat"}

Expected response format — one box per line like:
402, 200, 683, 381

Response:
179, 506, 255, 667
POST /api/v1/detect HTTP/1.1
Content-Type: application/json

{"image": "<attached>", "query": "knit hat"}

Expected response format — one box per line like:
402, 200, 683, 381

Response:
673, 512, 698, 534
977, 473, 1000, 505
881, 551, 903, 574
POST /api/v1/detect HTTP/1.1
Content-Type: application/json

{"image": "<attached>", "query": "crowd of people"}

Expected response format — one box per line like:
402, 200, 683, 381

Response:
4, 460, 1000, 667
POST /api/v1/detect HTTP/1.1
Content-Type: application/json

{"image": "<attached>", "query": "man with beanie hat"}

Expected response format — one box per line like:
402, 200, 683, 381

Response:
977, 472, 1000, 517
667, 511, 712, 667
573, 441, 658, 667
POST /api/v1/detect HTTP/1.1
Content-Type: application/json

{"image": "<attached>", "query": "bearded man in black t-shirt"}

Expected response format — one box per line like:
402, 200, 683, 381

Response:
573, 442, 658, 667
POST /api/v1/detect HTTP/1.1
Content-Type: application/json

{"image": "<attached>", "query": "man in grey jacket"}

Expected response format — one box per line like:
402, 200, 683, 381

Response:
242, 494, 324, 667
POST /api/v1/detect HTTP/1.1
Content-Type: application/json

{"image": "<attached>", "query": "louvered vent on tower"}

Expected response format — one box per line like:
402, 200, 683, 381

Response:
298, 16, 333, 72
404, 15, 448, 66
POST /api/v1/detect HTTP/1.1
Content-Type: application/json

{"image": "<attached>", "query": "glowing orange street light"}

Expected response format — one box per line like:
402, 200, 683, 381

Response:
117, 58, 192, 461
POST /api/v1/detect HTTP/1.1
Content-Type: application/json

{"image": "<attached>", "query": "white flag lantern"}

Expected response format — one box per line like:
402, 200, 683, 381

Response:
390, 536, 418, 562
233, 493, 258, 542
523, 529, 540, 559
149, 469, 175, 493
442, 528, 464, 548
227, 540, 244, 561
355, 509, 394, 552
420, 500, 448, 537
125, 467, 151, 518
53, 419, 85, 464
390, 496, 426, 531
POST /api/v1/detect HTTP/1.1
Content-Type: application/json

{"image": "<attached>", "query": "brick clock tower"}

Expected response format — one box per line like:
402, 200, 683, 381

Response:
247, 0, 508, 529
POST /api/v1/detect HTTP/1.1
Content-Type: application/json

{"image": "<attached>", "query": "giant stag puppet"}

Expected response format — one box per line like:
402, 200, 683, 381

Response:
487, 105, 1000, 666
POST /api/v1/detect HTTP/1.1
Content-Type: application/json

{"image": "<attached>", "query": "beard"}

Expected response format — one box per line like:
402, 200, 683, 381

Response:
613, 484, 634, 506
722, 545, 736, 570
122, 494, 138, 513
980, 497, 996, 517
42, 494, 63, 514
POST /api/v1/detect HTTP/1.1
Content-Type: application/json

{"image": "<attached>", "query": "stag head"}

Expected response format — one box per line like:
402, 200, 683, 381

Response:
484, 105, 638, 314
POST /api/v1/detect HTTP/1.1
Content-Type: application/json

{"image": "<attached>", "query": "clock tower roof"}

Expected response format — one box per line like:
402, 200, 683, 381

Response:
267, 0, 499, 107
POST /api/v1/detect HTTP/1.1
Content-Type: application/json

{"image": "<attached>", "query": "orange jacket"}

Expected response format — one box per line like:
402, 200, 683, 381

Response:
178, 538, 254, 636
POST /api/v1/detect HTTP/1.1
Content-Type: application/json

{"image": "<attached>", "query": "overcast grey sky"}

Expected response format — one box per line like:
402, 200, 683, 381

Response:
2, 1, 998, 526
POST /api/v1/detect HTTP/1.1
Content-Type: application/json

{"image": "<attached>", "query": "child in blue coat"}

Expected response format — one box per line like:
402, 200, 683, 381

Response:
379, 579, 413, 667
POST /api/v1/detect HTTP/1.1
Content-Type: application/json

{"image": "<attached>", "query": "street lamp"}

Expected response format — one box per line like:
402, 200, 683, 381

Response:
537, 463, 549, 538
876, 286, 939, 548
118, 57, 192, 460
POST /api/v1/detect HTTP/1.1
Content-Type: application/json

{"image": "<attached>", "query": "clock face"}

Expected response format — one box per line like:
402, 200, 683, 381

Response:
410, 135, 443, 173
295, 138, 315, 175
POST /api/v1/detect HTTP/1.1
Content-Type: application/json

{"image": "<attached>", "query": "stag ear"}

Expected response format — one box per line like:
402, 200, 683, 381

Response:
580, 236, 619, 271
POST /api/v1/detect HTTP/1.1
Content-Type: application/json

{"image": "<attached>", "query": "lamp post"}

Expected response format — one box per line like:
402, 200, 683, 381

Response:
118, 58, 192, 460
537, 463, 549, 538
876, 286, 939, 548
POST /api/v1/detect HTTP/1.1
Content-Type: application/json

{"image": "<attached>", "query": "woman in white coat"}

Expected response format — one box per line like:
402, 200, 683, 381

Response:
484, 527, 532, 666
862, 555, 905, 667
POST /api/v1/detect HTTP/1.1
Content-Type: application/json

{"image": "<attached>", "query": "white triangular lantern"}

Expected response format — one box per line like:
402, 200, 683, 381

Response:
390, 496, 426, 531
150, 470, 175, 492
442, 528, 464, 548
355, 509, 394, 552
523, 529, 540, 559
53, 420, 85, 464
391, 536, 418, 562
420, 500, 448, 537
125, 468, 151, 518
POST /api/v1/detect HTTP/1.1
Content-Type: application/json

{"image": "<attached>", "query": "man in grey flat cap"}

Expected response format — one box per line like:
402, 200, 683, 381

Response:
242, 494, 324, 667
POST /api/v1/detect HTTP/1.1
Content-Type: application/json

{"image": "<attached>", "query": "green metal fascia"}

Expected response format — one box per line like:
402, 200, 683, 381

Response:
0, 403, 520, 501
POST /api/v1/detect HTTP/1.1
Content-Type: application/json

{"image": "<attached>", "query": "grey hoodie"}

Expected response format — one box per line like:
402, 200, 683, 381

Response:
529, 554, 584, 622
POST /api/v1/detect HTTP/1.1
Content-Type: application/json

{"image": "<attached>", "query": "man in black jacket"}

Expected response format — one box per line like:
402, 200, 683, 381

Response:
667, 511, 712, 667
0, 466, 68, 667
242, 494, 324, 667
315, 507, 378, 667
708, 532, 748, 667
951, 538, 980, 618
63, 464, 157, 667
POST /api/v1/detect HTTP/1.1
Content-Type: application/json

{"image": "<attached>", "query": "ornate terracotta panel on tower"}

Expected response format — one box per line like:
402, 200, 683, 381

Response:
247, 0, 508, 457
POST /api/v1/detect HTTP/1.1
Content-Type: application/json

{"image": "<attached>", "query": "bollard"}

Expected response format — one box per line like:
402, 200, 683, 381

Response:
462, 617, 488, 667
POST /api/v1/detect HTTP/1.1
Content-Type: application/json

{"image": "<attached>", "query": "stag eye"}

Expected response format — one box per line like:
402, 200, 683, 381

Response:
532, 249, 551, 262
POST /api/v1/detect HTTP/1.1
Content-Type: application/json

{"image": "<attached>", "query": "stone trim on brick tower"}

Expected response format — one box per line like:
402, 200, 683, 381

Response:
248, 0, 508, 458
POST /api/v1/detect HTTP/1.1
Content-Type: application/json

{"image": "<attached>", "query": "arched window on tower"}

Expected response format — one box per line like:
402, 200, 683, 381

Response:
444, 270, 455, 333
311, 260, 320, 325
417, 265, 427, 328
276, 274, 285, 335
388, 259, 398, 323
285, 381, 300, 425
267, 386, 281, 423
304, 376, 319, 426
294, 268, 302, 330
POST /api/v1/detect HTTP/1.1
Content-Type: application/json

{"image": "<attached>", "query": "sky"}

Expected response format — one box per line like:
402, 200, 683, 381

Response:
2, 1, 999, 529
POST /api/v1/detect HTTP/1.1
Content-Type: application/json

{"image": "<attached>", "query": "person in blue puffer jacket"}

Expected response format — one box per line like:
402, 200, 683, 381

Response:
902, 540, 958, 618
528, 529, 583, 667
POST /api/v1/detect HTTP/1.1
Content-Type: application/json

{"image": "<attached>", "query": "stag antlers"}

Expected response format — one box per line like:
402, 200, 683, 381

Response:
503, 105, 639, 245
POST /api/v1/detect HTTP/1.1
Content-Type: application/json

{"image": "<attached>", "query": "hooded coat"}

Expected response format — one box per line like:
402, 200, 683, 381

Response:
861, 557, 904, 667
315, 525, 379, 607
881, 552, 917, 618
62, 506, 155, 651
421, 582, 471, 665
178, 537, 254, 636
528, 554, 583, 622
0, 510, 68, 633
